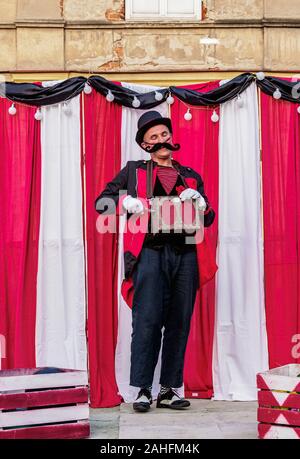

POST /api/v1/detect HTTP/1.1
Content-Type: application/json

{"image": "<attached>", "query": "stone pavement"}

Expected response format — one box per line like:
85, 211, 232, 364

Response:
89, 399, 258, 439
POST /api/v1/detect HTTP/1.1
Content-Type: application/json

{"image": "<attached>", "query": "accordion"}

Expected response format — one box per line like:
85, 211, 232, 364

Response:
148, 196, 204, 233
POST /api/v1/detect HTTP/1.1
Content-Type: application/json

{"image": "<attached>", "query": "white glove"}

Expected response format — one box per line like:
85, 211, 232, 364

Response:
179, 188, 201, 201
197, 195, 207, 211
122, 195, 144, 214
179, 188, 207, 211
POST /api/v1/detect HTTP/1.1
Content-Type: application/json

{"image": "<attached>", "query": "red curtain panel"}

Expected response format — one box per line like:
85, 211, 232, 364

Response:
0, 99, 41, 369
261, 88, 300, 368
83, 89, 123, 407
171, 81, 220, 398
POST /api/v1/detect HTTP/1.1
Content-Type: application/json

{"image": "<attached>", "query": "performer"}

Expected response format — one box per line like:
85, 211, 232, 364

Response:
95, 111, 217, 413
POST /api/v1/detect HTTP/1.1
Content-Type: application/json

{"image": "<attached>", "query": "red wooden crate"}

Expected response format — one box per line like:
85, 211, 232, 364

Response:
257, 364, 300, 439
0, 367, 90, 439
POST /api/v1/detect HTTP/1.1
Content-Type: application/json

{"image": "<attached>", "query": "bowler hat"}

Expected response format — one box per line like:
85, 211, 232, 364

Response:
135, 111, 172, 146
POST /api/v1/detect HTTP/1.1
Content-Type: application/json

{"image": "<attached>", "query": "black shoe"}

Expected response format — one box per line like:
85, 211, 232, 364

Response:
156, 388, 190, 410
133, 388, 153, 413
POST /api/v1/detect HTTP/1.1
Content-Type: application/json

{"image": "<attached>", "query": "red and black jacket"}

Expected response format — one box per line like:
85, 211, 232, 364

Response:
95, 159, 217, 308
95, 159, 215, 225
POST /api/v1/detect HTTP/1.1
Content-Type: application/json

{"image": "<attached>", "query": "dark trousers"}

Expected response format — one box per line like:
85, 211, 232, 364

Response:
130, 244, 199, 389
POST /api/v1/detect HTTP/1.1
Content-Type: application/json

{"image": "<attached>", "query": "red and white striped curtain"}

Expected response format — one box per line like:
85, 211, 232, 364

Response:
213, 82, 268, 400
1, 77, 300, 407
171, 80, 220, 399
0, 99, 41, 369
84, 85, 122, 407
36, 83, 87, 371
261, 87, 300, 369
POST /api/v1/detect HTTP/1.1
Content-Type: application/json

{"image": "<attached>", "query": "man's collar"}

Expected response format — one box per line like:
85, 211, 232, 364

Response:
150, 158, 181, 168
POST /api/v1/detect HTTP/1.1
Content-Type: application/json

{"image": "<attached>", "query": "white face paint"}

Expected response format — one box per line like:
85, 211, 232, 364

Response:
141, 124, 173, 158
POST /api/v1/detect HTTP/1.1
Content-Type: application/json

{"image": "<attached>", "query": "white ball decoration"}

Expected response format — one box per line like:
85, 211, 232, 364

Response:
211, 110, 219, 123
84, 83, 92, 95
154, 91, 163, 101
166, 94, 174, 105
184, 109, 192, 121
62, 102, 71, 115
297, 106, 300, 114
256, 72, 265, 81
132, 96, 141, 108
236, 94, 244, 108
8, 103, 16, 116
273, 88, 282, 100
106, 90, 114, 102
34, 108, 43, 121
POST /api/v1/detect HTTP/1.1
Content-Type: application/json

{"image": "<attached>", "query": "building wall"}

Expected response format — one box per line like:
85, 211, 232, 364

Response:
0, 0, 299, 80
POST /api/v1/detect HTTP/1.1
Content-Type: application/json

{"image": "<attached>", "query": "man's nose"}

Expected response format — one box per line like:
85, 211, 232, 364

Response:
157, 135, 170, 143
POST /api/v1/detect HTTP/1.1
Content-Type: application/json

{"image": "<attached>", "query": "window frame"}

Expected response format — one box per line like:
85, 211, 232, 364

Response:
125, 0, 202, 22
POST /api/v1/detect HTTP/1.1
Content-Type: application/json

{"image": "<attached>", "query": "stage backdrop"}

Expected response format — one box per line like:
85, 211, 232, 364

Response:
213, 81, 268, 400
170, 80, 220, 400
261, 85, 300, 369
1, 76, 300, 407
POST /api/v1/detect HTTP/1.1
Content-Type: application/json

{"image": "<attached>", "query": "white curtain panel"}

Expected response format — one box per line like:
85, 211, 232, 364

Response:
212, 81, 269, 400
36, 84, 87, 370
115, 83, 185, 402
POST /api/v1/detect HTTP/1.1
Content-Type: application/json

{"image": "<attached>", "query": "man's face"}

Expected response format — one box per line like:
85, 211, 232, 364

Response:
141, 124, 173, 159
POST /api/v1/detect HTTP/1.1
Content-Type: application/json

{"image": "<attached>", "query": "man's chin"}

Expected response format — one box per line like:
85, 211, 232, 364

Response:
154, 149, 171, 156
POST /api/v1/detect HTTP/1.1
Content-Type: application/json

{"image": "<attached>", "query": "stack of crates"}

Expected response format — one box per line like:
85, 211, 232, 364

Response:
257, 364, 300, 439
0, 367, 90, 439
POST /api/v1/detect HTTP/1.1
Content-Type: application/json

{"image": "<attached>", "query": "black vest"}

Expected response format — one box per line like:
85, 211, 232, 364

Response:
142, 174, 196, 253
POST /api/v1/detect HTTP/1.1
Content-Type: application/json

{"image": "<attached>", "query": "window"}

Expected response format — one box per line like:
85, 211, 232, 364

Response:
125, 0, 202, 21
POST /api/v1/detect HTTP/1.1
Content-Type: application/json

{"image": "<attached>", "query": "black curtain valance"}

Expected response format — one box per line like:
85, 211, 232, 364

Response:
1, 72, 299, 108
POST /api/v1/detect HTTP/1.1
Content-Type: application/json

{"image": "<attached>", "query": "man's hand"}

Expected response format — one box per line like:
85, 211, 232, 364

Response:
179, 188, 201, 201
179, 188, 207, 211
197, 195, 207, 211
122, 195, 144, 214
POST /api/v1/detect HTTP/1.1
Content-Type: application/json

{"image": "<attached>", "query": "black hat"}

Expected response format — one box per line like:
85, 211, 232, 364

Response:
135, 111, 172, 146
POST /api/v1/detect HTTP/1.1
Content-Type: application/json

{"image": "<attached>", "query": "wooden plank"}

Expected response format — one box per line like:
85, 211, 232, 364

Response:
0, 368, 80, 377
0, 387, 88, 410
258, 407, 300, 427
0, 369, 88, 392
259, 364, 300, 378
0, 420, 90, 439
0, 403, 89, 428
257, 371, 300, 393
257, 374, 269, 390
259, 377, 300, 393
257, 365, 300, 439
258, 390, 300, 410
258, 423, 300, 439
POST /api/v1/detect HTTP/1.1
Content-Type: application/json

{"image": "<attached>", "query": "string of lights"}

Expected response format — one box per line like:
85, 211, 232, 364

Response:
1, 72, 300, 121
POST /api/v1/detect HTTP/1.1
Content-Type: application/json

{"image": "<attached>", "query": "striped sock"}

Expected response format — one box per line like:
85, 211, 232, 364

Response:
160, 385, 171, 394
142, 385, 152, 393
